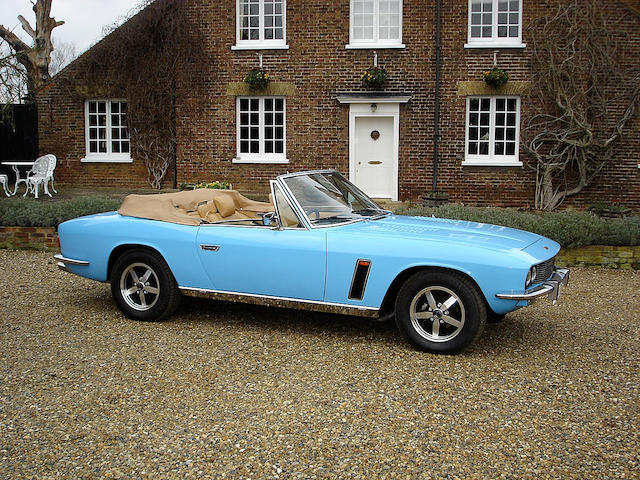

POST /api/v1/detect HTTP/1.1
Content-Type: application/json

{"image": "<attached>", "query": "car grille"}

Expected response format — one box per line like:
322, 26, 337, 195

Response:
533, 257, 555, 283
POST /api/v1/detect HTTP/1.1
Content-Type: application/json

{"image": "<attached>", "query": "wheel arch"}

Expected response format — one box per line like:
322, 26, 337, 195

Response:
107, 244, 168, 280
378, 265, 487, 317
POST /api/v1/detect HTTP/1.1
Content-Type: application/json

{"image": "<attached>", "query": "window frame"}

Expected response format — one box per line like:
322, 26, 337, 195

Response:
462, 95, 522, 167
346, 0, 405, 49
465, 0, 525, 49
233, 96, 288, 164
232, 0, 288, 50
82, 99, 132, 163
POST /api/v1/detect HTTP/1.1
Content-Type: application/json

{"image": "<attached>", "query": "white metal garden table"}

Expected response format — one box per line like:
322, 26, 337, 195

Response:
1, 161, 35, 195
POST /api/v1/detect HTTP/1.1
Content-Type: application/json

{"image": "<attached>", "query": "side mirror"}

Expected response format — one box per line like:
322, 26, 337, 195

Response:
261, 212, 273, 226
259, 212, 283, 230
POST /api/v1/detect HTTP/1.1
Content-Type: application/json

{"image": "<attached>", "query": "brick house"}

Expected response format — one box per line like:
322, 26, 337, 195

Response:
37, 0, 640, 209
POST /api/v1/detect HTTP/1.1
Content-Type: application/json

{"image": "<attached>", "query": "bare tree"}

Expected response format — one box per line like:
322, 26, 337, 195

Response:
49, 37, 76, 76
522, 0, 640, 210
0, 0, 64, 98
0, 44, 29, 104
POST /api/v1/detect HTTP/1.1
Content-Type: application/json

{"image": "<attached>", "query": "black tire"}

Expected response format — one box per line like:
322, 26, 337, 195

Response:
110, 249, 181, 321
395, 270, 486, 354
487, 310, 506, 323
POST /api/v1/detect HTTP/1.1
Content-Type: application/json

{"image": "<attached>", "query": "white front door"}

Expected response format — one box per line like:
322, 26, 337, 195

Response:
353, 116, 395, 198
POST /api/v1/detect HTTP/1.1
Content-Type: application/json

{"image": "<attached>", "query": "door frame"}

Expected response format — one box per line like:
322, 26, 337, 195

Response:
337, 95, 410, 202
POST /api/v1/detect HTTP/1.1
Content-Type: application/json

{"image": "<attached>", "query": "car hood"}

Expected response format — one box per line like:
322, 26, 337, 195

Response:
337, 214, 548, 253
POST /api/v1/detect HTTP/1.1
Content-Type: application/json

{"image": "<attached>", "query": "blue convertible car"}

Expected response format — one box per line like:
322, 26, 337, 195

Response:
55, 170, 568, 353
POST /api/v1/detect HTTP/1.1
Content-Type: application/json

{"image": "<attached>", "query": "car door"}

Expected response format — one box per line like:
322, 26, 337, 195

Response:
195, 183, 326, 301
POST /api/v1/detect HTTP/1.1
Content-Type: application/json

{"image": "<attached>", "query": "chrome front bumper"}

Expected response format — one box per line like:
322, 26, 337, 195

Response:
496, 267, 570, 304
54, 253, 89, 273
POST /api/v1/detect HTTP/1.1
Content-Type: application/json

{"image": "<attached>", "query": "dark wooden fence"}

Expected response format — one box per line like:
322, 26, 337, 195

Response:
0, 104, 38, 181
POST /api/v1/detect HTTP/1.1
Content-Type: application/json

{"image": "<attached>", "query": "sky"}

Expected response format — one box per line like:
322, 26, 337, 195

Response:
1, 0, 142, 54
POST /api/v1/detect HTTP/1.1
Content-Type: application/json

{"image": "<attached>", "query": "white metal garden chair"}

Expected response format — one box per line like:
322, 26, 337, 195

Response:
0, 174, 9, 196
24, 154, 57, 199
45, 154, 57, 193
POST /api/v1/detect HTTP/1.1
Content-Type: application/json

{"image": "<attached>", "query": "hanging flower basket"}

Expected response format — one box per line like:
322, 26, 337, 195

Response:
483, 67, 509, 88
361, 67, 388, 89
244, 69, 271, 90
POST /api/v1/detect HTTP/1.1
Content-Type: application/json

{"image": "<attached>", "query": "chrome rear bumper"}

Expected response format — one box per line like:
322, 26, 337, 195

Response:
54, 253, 89, 273
496, 267, 570, 304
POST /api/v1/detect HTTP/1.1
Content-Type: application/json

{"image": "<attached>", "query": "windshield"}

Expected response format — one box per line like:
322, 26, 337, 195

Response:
281, 171, 389, 226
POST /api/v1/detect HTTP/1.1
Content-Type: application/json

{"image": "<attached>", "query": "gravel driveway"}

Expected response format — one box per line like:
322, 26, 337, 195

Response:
1, 250, 638, 479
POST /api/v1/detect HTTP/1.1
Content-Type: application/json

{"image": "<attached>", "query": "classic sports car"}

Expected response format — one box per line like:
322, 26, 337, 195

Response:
55, 170, 569, 353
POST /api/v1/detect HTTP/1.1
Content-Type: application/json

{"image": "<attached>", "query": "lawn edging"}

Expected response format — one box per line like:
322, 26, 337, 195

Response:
1, 225, 639, 269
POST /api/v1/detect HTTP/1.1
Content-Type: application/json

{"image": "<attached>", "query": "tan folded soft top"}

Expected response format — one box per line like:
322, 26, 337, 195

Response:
118, 189, 273, 226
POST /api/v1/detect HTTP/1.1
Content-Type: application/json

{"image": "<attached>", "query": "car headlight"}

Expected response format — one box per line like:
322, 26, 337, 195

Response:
525, 266, 536, 289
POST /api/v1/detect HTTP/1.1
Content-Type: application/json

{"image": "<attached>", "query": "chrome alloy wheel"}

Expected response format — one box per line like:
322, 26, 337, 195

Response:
119, 262, 160, 312
409, 286, 465, 343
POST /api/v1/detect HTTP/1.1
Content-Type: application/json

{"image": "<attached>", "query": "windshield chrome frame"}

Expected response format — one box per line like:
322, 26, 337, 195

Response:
271, 178, 311, 230
276, 170, 388, 229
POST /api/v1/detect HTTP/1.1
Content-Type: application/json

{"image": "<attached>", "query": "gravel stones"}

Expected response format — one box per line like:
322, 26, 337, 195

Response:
0, 250, 638, 478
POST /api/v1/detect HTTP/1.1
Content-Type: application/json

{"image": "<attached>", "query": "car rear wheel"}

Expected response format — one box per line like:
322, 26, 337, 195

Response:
110, 249, 180, 321
395, 271, 486, 354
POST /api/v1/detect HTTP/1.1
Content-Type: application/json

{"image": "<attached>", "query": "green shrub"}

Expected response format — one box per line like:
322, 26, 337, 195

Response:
394, 204, 640, 248
0, 196, 122, 228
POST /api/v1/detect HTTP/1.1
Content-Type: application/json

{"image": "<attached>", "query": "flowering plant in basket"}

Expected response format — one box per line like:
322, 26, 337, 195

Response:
245, 69, 271, 90
483, 67, 509, 88
361, 67, 388, 89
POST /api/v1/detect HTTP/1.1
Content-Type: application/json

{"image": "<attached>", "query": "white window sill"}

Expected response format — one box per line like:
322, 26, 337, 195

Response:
231, 44, 289, 51
462, 160, 523, 167
345, 43, 406, 50
232, 157, 289, 164
464, 42, 526, 49
81, 156, 133, 163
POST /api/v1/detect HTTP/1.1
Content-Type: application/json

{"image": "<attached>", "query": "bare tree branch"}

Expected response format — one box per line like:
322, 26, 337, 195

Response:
0, 26, 30, 53
0, 0, 65, 98
18, 15, 36, 40
522, 0, 640, 210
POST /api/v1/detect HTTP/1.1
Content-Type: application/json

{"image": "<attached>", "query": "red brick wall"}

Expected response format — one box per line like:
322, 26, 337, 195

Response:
37, 78, 153, 189
37, 0, 640, 209
0, 227, 59, 251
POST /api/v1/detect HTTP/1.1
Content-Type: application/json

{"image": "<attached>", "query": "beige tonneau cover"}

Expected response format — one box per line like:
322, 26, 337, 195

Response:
118, 189, 273, 226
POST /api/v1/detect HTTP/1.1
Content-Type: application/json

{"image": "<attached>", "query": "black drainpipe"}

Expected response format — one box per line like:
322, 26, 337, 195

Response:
171, 76, 178, 190
432, 0, 442, 192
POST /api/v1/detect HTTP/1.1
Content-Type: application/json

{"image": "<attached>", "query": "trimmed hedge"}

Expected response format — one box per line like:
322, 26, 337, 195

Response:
1, 195, 638, 248
394, 204, 640, 248
0, 196, 122, 228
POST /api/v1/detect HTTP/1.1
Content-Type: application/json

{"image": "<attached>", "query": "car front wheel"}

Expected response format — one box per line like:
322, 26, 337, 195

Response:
110, 249, 181, 321
395, 271, 486, 354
